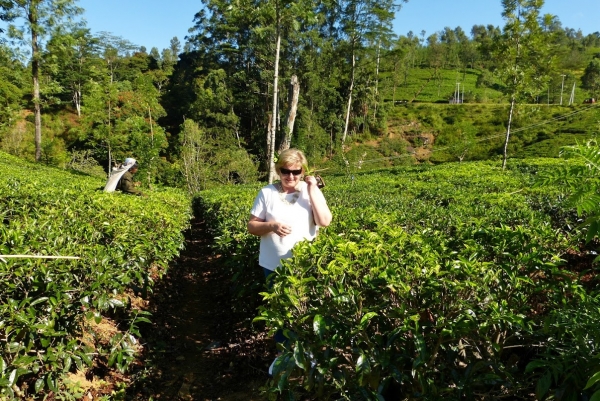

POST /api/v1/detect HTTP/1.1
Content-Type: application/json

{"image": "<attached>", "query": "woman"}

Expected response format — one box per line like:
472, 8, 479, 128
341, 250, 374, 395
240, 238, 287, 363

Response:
248, 148, 332, 275
103, 157, 144, 196
116, 160, 144, 196
247, 148, 332, 374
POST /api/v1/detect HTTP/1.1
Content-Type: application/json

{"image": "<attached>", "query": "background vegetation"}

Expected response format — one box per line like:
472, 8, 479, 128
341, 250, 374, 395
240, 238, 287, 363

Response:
0, 0, 599, 185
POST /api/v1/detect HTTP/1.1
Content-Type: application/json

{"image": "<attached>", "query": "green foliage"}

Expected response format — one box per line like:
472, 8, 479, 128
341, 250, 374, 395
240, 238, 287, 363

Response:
198, 158, 598, 399
493, 0, 553, 103
0, 152, 191, 398
537, 139, 600, 244
525, 296, 600, 400
582, 58, 600, 97
377, 135, 408, 161
0, 45, 28, 122
3, 1, 600, 180
179, 119, 259, 193
388, 103, 600, 163
66, 149, 107, 178
432, 121, 477, 162
584, 366, 600, 401
381, 67, 503, 104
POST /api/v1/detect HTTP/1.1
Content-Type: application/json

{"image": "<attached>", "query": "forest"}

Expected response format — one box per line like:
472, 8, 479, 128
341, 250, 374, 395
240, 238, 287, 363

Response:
1, 0, 600, 189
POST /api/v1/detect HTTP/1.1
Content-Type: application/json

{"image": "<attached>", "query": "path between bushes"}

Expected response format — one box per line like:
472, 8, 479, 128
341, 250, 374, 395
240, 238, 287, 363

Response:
125, 216, 272, 400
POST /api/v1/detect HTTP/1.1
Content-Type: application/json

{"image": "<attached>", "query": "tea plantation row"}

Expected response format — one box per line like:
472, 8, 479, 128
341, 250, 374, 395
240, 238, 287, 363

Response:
196, 158, 600, 400
0, 152, 191, 399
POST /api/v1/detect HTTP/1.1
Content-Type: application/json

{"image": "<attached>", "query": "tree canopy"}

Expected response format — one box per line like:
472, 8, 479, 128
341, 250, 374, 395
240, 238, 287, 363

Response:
0, 0, 599, 188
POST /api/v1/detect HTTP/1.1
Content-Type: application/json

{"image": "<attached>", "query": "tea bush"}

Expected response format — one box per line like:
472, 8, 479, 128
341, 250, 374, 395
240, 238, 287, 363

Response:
197, 158, 600, 400
0, 152, 191, 398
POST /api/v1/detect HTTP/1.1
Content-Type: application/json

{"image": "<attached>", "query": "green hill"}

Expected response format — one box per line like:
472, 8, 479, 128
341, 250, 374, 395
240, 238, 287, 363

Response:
335, 102, 600, 171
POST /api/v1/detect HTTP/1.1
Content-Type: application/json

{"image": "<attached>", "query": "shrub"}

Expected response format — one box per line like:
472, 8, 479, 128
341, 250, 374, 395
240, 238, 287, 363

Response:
0, 152, 191, 398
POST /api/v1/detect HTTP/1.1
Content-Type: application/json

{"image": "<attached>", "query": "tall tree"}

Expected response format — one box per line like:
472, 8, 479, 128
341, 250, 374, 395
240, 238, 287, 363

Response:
259, 0, 317, 183
471, 24, 501, 69
2, 0, 82, 161
168, 36, 181, 62
581, 58, 600, 98
80, 34, 145, 174
0, 3, 14, 34
0, 43, 29, 155
337, 0, 406, 143
494, 0, 552, 169
44, 26, 102, 116
187, 0, 319, 182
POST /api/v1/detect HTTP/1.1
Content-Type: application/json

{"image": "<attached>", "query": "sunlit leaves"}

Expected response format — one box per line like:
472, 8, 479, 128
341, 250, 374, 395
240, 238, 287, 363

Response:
0, 152, 191, 396
199, 157, 596, 399
537, 140, 600, 243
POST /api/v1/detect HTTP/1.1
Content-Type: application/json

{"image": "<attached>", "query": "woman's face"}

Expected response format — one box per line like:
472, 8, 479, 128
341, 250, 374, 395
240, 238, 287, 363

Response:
278, 163, 303, 192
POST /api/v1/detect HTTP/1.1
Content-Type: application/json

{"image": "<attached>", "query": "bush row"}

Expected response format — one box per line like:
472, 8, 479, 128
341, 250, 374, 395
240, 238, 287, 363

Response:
196, 158, 600, 400
0, 152, 191, 399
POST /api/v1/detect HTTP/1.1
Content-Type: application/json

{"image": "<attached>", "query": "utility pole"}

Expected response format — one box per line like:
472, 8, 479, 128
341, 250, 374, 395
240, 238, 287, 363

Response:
569, 82, 575, 105
456, 82, 461, 104
453, 82, 458, 103
560, 74, 566, 105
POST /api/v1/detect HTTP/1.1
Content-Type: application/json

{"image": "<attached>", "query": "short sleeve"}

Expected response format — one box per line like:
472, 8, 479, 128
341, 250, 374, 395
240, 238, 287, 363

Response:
250, 189, 267, 220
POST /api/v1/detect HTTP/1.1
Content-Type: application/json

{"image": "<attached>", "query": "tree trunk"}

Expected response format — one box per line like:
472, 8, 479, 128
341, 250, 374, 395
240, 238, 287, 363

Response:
373, 41, 380, 120
33, 71, 42, 161
502, 97, 516, 170
148, 107, 154, 188
106, 93, 112, 178
392, 62, 398, 103
268, 29, 281, 184
73, 87, 81, 117
29, 4, 42, 162
266, 112, 274, 177
107, 145, 112, 178
342, 46, 355, 144
279, 75, 299, 153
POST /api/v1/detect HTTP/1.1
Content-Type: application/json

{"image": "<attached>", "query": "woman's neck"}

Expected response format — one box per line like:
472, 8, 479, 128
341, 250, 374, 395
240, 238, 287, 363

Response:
279, 182, 297, 194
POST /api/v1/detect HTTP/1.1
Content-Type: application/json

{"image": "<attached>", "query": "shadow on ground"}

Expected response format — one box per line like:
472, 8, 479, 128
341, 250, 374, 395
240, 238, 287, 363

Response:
125, 217, 273, 400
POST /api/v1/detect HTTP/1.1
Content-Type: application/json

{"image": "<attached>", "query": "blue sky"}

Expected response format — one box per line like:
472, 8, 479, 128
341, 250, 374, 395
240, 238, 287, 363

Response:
77, 0, 599, 52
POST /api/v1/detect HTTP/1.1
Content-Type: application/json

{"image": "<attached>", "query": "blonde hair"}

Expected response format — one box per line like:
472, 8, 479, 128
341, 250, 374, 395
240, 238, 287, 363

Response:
275, 148, 307, 171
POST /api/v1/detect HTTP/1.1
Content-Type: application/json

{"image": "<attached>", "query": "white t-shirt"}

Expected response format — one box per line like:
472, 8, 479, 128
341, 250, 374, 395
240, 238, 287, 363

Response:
250, 182, 318, 271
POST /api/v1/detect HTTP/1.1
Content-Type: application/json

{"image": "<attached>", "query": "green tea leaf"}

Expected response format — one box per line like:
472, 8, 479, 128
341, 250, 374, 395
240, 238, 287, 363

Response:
313, 314, 325, 338
585, 371, 600, 390
35, 377, 44, 393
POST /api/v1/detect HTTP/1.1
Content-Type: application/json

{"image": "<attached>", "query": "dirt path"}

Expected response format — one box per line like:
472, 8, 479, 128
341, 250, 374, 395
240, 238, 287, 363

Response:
125, 217, 273, 400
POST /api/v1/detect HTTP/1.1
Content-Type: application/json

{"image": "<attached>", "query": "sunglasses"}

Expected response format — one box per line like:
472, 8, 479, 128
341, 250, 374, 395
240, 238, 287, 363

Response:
280, 167, 303, 176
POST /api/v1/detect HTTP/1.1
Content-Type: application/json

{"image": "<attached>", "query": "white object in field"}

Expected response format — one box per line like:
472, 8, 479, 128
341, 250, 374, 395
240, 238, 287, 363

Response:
103, 158, 137, 192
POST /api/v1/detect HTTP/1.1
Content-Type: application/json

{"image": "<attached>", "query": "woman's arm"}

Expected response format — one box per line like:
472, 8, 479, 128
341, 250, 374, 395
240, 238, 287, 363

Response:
247, 215, 292, 237
305, 177, 332, 227
119, 173, 142, 196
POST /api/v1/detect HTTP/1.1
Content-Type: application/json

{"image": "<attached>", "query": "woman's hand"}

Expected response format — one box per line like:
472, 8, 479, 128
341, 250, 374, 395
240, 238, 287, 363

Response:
303, 177, 332, 228
304, 175, 318, 187
273, 221, 292, 237
248, 215, 292, 237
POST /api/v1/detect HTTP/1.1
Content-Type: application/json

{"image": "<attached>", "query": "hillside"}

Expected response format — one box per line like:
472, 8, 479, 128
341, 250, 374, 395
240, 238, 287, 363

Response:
331, 102, 600, 172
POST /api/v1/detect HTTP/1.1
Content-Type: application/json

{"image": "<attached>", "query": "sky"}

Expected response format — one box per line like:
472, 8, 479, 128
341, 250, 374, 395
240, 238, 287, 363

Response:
77, 0, 600, 52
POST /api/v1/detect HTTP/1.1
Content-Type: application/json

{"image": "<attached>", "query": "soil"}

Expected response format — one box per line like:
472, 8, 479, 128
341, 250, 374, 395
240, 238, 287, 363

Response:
123, 216, 274, 400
